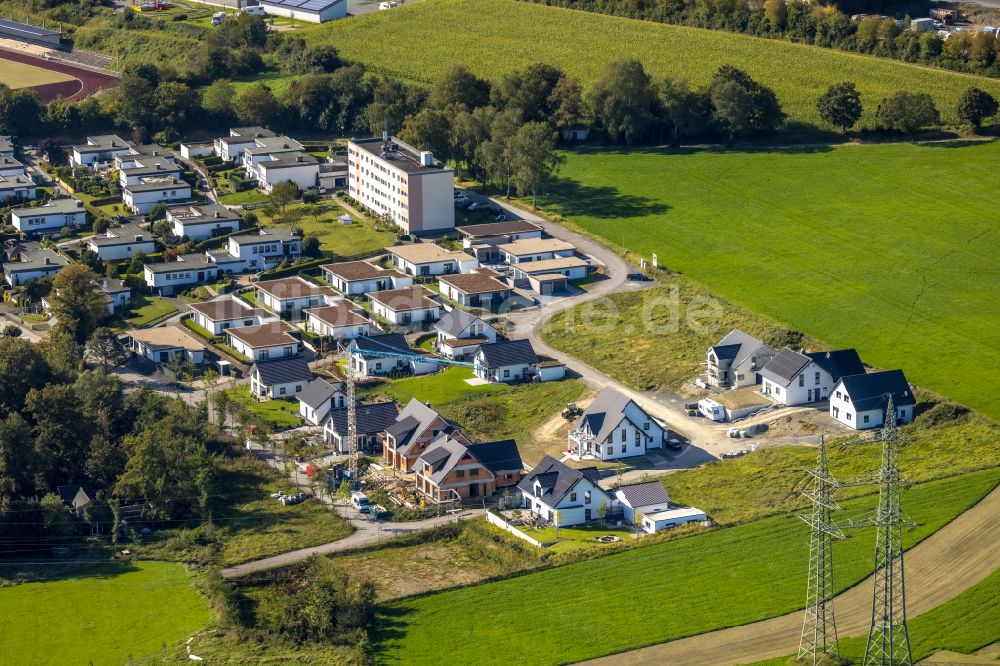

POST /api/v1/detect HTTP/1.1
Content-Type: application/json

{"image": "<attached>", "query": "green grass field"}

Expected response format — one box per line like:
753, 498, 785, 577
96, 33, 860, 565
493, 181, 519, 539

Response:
0, 57, 74, 89
124, 295, 178, 327
308, 0, 1000, 127
750, 565, 1000, 665
541, 141, 1000, 422
224, 387, 302, 429
374, 469, 1000, 664
0, 561, 209, 666
262, 201, 395, 258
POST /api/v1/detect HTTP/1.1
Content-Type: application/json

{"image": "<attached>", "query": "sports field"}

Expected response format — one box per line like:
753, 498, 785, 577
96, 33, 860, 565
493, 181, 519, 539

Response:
310, 0, 1000, 127
542, 141, 1000, 422
373, 469, 1000, 664
0, 561, 209, 665
0, 57, 73, 88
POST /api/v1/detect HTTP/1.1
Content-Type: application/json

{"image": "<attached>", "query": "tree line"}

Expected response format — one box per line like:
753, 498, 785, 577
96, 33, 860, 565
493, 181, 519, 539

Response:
528, 0, 1000, 78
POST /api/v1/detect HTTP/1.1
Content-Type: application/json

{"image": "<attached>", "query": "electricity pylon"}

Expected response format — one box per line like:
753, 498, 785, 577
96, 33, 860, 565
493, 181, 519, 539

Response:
798, 436, 845, 665
862, 395, 914, 666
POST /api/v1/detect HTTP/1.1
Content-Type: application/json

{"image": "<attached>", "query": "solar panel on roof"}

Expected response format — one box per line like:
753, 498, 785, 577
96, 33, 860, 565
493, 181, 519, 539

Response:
299, 0, 341, 9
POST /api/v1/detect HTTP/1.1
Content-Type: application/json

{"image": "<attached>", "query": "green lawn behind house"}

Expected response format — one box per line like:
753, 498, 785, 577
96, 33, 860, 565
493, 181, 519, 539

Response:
223, 387, 302, 429
124, 295, 177, 327
261, 201, 395, 258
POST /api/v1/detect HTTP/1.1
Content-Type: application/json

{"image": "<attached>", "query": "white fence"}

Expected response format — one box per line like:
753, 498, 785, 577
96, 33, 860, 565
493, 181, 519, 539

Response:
485, 511, 543, 548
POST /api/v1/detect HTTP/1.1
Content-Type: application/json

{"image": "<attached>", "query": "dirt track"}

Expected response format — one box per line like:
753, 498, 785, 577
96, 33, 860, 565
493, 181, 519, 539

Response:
0, 47, 118, 102
584, 482, 1000, 666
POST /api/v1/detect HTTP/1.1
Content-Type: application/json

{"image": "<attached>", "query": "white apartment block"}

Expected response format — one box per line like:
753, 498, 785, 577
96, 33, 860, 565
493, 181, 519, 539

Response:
348, 135, 455, 234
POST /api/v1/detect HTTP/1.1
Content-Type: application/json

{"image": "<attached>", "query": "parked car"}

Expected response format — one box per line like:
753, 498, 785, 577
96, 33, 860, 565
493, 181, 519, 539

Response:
211, 11, 226, 24
666, 438, 684, 451
351, 491, 370, 513
454, 194, 470, 206
495, 213, 507, 222
627, 272, 653, 282
467, 201, 486, 212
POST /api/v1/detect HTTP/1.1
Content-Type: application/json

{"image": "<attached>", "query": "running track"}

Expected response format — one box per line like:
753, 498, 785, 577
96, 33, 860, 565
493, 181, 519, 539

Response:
0, 47, 118, 102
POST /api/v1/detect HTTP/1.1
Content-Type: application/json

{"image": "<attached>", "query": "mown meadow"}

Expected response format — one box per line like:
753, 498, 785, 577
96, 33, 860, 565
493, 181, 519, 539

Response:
309, 0, 1000, 127
541, 140, 1000, 423
373, 469, 1000, 664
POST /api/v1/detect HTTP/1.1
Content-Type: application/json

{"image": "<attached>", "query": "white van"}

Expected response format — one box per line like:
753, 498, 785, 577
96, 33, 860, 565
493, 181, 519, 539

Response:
211, 11, 227, 24
378, 1, 398, 9
350, 491, 370, 513
242, 5, 267, 15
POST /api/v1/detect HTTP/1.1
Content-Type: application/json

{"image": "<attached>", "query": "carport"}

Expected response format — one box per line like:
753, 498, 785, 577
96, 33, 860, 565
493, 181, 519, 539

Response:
529, 273, 567, 295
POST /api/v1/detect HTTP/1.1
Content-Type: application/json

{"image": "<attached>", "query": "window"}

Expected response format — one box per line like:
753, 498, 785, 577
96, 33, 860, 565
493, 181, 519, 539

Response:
833, 407, 840, 418
863, 415, 870, 424
815, 371, 821, 385
584, 491, 591, 503
295, 385, 301, 392
503, 369, 510, 378
847, 413, 852, 421
799, 374, 804, 387
606, 446, 613, 455
570, 492, 577, 502
470, 468, 479, 476
621, 444, 626, 453
643, 422, 650, 431
260, 350, 269, 360
621, 428, 627, 442
279, 387, 286, 395
776, 386, 782, 396
835, 391, 842, 399
456, 469, 464, 478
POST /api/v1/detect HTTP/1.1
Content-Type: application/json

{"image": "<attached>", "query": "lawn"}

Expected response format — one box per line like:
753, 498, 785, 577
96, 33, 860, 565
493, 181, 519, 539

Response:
366, 368, 587, 457
0, 56, 74, 88
519, 523, 636, 553
308, 0, 1000, 127
541, 141, 1000, 422
374, 468, 1000, 664
224, 387, 302, 429
262, 201, 395, 258
0, 561, 209, 666
217, 189, 269, 205
750, 565, 1000, 665
124, 295, 178, 327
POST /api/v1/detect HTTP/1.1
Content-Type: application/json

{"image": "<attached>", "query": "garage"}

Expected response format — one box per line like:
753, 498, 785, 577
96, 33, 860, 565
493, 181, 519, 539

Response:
530, 273, 567, 295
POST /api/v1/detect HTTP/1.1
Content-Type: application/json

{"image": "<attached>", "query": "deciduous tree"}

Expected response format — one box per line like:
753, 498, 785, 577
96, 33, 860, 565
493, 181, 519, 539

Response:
86, 327, 128, 371
956, 86, 998, 130
587, 59, 659, 144
49, 264, 108, 344
817, 82, 863, 132
876, 91, 940, 137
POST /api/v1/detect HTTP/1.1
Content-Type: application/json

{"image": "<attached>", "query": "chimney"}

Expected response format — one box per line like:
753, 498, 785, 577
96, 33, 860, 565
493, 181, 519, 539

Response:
420, 151, 434, 167
214, 210, 221, 218
296, 155, 303, 162
75, 200, 82, 208
44, 257, 51, 265
155, 164, 162, 170
382, 130, 389, 142
135, 235, 144, 242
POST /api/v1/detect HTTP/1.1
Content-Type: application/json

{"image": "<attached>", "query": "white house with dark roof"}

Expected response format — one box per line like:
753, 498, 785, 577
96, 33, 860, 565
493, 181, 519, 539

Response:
0, 173, 36, 202
167, 204, 241, 241
705, 329, 777, 389
297, 377, 346, 425
760, 347, 865, 406
434, 309, 500, 360
304, 302, 374, 339
227, 320, 301, 362
3, 247, 67, 286
214, 126, 277, 162
458, 220, 544, 262
829, 370, 915, 430
253, 276, 337, 315
249, 356, 312, 399
320, 260, 412, 295
368, 286, 441, 326
11, 199, 87, 235
569, 387, 667, 461
437, 268, 513, 310
473, 339, 558, 384
616, 481, 707, 533
348, 333, 438, 378
498, 238, 576, 265
323, 400, 400, 453
188, 297, 275, 335
117, 154, 181, 187
123, 178, 192, 214
144, 254, 219, 295
517, 455, 611, 526
86, 220, 156, 261
70, 134, 132, 168
227, 227, 301, 272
